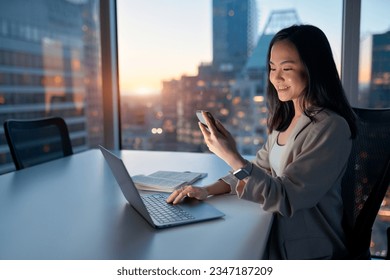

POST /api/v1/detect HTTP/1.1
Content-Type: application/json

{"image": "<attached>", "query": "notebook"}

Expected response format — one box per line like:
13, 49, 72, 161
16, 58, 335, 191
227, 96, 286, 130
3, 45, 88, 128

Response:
132, 170, 207, 192
99, 146, 225, 229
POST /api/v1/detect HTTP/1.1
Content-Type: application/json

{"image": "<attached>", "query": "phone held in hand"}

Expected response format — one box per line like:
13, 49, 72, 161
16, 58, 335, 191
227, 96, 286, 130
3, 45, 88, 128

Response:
196, 110, 217, 131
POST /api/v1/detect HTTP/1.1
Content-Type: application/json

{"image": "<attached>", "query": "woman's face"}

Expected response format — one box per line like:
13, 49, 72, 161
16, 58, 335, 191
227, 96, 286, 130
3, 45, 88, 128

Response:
269, 40, 308, 103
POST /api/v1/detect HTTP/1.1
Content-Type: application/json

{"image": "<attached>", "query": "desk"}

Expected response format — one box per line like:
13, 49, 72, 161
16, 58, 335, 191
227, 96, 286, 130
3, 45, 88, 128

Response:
0, 149, 272, 260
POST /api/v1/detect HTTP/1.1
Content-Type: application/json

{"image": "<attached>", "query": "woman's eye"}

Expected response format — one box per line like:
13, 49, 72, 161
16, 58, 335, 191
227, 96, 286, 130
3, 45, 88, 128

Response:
270, 68, 276, 71
283, 68, 292, 71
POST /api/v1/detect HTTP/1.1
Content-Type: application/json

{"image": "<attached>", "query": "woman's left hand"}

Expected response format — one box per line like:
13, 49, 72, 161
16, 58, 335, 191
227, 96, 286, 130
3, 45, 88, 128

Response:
198, 112, 245, 169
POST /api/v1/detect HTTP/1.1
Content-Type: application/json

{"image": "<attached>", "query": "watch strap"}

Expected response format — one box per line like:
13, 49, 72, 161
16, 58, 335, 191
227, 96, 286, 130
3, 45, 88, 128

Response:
232, 160, 253, 180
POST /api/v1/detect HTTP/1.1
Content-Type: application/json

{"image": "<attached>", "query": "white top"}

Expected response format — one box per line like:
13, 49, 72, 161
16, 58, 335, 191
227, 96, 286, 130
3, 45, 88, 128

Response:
269, 137, 287, 176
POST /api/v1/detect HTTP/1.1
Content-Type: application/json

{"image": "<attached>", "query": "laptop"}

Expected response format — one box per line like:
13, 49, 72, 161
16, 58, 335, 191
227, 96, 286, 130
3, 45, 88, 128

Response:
99, 146, 225, 229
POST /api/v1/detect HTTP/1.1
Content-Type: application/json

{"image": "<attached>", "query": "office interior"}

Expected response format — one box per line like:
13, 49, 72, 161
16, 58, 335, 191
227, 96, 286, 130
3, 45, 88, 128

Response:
0, 0, 389, 259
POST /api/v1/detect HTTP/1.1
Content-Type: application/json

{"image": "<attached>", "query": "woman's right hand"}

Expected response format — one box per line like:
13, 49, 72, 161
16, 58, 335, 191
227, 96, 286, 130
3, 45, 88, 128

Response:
166, 180, 231, 205
199, 112, 246, 171
166, 185, 208, 205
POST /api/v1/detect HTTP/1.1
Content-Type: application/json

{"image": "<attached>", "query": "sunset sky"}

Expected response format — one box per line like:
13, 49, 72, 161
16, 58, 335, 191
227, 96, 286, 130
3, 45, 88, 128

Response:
117, 0, 390, 96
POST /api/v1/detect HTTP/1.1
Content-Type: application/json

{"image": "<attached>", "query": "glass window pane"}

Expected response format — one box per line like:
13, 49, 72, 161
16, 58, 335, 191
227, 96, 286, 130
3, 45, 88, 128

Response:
117, 0, 342, 154
0, 0, 104, 174
359, 0, 390, 109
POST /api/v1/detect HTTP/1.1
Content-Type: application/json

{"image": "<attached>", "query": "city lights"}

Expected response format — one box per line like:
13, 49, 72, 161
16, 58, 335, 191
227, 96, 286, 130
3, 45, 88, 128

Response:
151, 128, 163, 134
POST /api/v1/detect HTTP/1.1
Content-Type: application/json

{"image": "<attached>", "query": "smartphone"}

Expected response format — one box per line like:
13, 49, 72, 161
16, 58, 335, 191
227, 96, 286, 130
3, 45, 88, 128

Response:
196, 110, 217, 131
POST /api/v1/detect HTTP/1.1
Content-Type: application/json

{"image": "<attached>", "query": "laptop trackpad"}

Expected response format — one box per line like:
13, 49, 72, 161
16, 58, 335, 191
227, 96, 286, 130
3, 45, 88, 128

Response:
179, 197, 225, 220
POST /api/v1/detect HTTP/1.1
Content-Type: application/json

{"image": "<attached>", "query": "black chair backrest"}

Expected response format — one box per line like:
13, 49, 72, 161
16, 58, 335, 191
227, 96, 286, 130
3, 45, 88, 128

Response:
4, 117, 73, 170
341, 107, 390, 259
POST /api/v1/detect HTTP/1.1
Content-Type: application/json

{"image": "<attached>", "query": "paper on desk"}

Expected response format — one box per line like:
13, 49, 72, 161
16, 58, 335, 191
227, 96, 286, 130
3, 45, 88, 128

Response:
132, 170, 207, 192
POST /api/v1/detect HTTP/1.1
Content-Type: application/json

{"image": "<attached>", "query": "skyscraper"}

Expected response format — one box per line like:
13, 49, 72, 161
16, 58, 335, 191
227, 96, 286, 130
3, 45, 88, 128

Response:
370, 30, 390, 108
212, 0, 257, 76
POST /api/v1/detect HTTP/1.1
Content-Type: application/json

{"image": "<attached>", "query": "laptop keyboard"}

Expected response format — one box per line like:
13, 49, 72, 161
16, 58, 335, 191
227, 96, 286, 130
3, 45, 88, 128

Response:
142, 193, 195, 224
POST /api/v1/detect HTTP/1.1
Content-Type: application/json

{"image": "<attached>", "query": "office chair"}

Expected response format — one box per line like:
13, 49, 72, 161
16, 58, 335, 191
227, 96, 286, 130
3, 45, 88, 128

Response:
4, 116, 73, 170
341, 107, 390, 259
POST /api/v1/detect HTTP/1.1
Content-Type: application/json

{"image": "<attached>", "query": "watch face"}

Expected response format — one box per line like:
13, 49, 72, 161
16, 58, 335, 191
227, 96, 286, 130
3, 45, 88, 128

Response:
233, 169, 249, 180
233, 161, 252, 180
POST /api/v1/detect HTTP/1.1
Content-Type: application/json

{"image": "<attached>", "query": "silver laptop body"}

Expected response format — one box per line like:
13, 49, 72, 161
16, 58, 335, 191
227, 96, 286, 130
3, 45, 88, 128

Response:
99, 146, 225, 229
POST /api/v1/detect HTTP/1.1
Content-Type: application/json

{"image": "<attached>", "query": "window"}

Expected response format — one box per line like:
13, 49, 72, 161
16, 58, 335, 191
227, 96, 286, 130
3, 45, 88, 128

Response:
117, 0, 342, 155
359, 0, 390, 109
0, 0, 104, 173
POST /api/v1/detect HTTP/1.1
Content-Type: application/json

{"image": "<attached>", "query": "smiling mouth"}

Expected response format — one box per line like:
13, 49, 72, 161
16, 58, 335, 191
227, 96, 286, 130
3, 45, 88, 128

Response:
277, 86, 290, 90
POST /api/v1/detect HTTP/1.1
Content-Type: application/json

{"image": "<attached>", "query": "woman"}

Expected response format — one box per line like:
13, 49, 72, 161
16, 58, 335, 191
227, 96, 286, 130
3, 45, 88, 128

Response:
167, 25, 357, 259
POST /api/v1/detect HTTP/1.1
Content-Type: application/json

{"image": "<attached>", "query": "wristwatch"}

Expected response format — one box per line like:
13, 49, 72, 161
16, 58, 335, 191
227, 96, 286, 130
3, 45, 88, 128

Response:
232, 160, 253, 180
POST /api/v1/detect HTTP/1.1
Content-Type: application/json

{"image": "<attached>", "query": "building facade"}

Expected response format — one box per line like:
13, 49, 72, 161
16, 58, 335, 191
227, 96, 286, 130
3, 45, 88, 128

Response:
370, 30, 390, 108
0, 0, 103, 173
212, 0, 258, 77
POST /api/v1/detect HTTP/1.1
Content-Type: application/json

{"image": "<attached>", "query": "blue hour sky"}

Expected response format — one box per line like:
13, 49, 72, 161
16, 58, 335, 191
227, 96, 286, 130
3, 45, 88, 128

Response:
117, 0, 390, 95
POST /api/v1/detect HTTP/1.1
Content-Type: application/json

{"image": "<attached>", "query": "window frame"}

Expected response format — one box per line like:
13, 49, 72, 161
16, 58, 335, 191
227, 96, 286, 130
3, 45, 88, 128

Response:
100, 0, 121, 149
341, 0, 361, 107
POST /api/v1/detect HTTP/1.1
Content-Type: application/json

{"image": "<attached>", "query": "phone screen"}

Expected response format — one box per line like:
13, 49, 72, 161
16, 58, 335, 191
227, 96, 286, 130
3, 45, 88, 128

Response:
196, 110, 216, 130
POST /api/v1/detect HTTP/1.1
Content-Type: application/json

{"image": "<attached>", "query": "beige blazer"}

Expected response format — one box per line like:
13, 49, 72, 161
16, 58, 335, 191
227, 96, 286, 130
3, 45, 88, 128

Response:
223, 109, 352, 259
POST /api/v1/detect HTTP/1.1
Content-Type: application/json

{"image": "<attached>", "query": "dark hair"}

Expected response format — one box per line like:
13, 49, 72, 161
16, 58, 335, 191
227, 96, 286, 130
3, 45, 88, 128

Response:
266, 24, 357, 138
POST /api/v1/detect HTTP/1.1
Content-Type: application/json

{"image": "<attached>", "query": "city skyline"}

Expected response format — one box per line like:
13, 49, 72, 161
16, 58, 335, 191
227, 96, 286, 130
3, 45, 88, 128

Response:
117, 0, 390, 96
